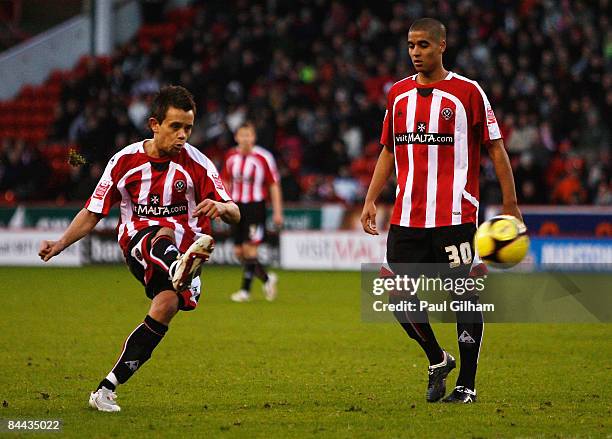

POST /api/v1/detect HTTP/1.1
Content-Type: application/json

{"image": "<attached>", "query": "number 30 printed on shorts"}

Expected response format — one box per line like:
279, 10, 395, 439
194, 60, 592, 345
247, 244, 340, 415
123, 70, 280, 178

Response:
444, 242, 472, 268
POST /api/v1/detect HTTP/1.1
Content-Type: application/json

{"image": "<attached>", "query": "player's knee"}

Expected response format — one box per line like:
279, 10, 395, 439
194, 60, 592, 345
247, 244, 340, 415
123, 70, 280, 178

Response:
150, 291, 179, 323
243, 244, 258, 259
155, 227, 175, 241
234, 247, 243, 261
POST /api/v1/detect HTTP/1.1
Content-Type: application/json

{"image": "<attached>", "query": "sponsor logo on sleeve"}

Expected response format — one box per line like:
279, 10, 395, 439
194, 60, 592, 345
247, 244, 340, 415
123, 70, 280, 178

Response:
486, 106, 497, 125
211, 173, 225, 191
93, 179, 112, 200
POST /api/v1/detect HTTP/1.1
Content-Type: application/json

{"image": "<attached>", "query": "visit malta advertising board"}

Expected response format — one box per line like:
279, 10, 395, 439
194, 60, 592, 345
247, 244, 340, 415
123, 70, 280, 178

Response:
280, 231, 387, 270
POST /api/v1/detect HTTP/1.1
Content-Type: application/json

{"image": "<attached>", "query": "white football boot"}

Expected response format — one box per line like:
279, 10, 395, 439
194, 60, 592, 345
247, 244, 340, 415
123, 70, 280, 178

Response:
231, 290, 251, 302
263, 272, 278, 301
89, 387, 121, 412
171, 234, 215, 291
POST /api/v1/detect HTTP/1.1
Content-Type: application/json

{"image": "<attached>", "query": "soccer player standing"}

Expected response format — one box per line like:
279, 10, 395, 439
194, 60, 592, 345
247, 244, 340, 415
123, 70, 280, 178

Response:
38, 86, 240, 412
222, 122, 283, 302
361, 19, 522, 403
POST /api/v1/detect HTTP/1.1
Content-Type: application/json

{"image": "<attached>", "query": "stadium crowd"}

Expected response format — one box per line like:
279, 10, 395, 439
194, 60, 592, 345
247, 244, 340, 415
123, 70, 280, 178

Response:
0, 0, 610, 206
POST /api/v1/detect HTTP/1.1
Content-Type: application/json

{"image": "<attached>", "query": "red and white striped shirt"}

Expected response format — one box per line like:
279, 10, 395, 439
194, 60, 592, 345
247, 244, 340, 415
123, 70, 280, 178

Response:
222, 146, 279, 204
380, 72, 501, 228
85, 141, 232, 254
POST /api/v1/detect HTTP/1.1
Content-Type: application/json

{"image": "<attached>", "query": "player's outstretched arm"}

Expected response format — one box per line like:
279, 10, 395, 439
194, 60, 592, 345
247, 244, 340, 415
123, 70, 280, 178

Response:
361, 147, 395, 235
38, 208, 102, 262
192, 200, 241, 224
486, 138, 523, 222
269, 182, 284, 228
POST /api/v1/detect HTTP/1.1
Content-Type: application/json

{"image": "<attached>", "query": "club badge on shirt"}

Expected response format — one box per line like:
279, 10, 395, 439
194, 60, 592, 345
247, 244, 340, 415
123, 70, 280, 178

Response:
174, 179, 186, 192
441, 107, 454, 121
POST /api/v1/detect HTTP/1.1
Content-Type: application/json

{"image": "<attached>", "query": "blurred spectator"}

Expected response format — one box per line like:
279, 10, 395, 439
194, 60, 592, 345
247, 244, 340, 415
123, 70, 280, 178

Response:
506, 114, 538, 154
594, 180, 612, 205
552, 158, 588, 205
128, 93, 153, 133
0, 139, 50, 201
514, 152, 545, 204
66, 162, 104, 201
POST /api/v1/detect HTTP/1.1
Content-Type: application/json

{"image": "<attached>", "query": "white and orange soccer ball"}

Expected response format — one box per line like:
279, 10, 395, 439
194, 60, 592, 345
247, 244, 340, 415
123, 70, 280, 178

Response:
474, 215, 530, 268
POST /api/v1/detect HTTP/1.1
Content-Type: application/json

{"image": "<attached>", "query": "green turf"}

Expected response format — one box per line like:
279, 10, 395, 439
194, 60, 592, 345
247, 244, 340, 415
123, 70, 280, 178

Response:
0, 266, 610, 438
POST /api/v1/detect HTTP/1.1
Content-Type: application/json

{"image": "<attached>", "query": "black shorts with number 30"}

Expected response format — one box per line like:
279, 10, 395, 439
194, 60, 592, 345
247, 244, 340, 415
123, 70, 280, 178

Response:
386, 223, 476, 279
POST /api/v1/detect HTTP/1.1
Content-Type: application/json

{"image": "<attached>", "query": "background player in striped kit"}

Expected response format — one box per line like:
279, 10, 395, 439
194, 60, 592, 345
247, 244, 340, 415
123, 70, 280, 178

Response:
222, 122, 283, 302
361, 18, 522, 403
38, 86, 240, 412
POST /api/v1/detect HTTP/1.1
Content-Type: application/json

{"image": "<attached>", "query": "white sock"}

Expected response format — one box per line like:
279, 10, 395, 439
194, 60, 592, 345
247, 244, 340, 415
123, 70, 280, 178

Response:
105, 372, 119, 387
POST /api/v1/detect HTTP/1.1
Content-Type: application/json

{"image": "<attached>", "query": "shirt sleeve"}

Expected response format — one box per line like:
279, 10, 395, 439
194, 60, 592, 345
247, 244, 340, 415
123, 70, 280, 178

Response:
85, 156, 121, 216
379, 89, 394, 149
201, 158, 232, 202
471, 82, 502, 143
262, 152, 280, 185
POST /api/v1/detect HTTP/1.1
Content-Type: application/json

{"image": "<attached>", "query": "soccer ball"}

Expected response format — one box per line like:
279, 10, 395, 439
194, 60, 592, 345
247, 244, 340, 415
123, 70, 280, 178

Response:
474, 215, 530, 268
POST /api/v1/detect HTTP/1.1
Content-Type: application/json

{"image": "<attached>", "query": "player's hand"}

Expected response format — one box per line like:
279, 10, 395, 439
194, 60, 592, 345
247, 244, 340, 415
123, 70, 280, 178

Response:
361, 202, 378, 235
38, 240, 64, 262
273, 212, 284, 229
193, 199, 226, 219
502, 203, 523, 223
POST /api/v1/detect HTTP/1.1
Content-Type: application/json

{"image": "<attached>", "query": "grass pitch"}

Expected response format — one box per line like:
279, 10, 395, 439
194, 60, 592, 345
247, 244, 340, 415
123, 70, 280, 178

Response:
0, 266, 610, 438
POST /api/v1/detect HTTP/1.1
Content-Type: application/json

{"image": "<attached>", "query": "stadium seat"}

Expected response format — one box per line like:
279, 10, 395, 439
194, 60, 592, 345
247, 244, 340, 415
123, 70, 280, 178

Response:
166, 6, 196, 25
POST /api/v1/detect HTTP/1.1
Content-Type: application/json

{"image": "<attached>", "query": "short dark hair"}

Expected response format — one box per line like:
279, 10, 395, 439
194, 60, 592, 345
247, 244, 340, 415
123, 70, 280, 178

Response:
236, 121, 256, 133
150, 85, 196, 123
409, 18, 446, 42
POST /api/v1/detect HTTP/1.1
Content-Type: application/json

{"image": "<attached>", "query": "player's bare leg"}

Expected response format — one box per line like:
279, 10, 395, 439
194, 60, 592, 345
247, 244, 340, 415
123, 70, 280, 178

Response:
154, 227, 175, 240
149, 290, 179, 325
234, 246, 244, 262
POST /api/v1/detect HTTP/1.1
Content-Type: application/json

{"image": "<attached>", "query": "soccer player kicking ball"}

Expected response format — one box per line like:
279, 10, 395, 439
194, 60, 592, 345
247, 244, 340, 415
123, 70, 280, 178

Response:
222, 122, 283, 302
361, 19, 522, 404
39, 86, 240, 412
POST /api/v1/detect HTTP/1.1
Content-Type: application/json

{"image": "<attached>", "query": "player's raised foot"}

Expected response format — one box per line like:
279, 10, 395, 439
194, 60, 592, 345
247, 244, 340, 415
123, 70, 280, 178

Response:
171, 234, 215, 291
426, 351, 456, 402
263, 272, 278, 301
442, 386, 477, 403
231, 290, 251, 302
89, 387, 120, 412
